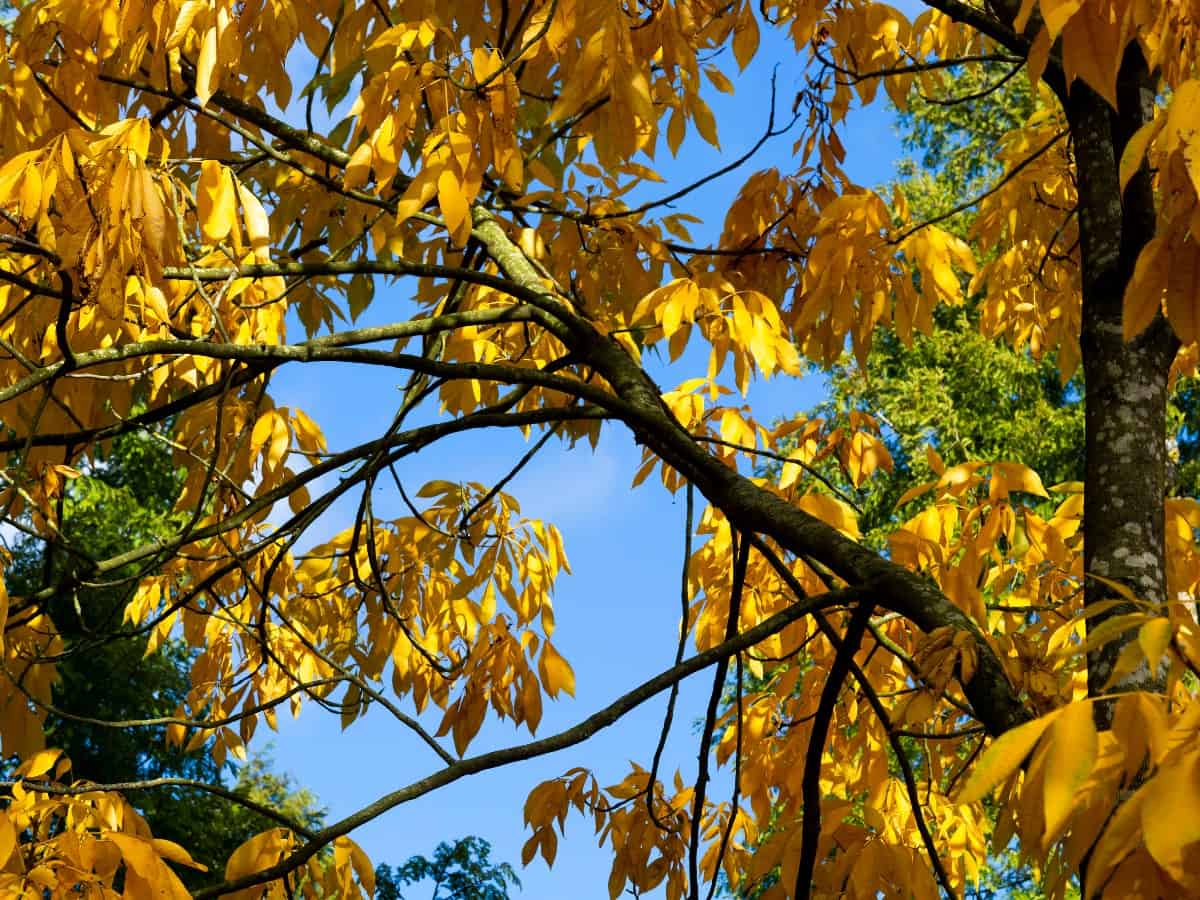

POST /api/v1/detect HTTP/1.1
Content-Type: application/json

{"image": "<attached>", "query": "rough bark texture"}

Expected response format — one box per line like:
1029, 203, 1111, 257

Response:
1066, 58, 1178, 712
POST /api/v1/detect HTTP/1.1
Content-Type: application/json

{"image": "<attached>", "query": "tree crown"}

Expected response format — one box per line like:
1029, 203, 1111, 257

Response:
0, 1, 1197, 898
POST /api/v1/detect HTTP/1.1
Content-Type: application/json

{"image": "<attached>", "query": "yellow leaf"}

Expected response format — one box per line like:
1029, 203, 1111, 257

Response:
1161, 80, 1200, 157
894, 481, 934, 508
141, 281, 170, 323
291, 408, 328, 453
395, 166, 439, 225
288, 484, 311, 515
691, 96, 719, 148
1061, 3, 1122, 107
538, 642, 575, 698
796, 493, 860, 539
225, 828, 293, 886
18, 165, 41, 221
660, 280, 696, 339
1087, 786, 1146, 890
268, 414, 290, 471
481, 580, 497, 622
1042, 701, 1097, 848
1039, 0, 1084, 38
438, 168, 471, 245
1111, 693, 1169, 776
334, 837, 375, 895
344, 142, 373, 191
1165, 240, 1200, 344
747, 318, 777, 375
250, 410, 276, 459
160, 838, 203, 871
196, 160, 236, 244
194, 26, 219, 106
991, 461, 1049, 499
450, 688, 487, 755
109, 833, 191, 900
937, 462, 984, 492
0, 813, 15, 868
1026, 27, 1053, 90
19, 748, 62, 779
137, 168, 168, 256
732, 13, 759, 71
166, 0, 205, 50
1138, 618, 1173, 673
1123, 236, 1167, 340
1141, 749, 1200, 880
667, 107, 686, 156
1013, 0, 1038, 31
846, 431, 891, 487
1087, 572, 1146, 605
957, 711, 1059, 804
925, 444, 945, 476
1120, 115, 1165, 194
704, 66, 734, 94
1049, 480, 1084, 494
521, 833, 539, 867
1069, 612, 1151, 661
237, 182, 271, 263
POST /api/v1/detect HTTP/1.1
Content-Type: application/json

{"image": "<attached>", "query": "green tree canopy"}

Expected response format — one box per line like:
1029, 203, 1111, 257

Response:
5, 429, 325, 884
376, 838, 520, 900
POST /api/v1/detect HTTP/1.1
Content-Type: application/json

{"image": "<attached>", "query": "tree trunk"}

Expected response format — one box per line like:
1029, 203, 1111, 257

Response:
1067, 56, 1178, 717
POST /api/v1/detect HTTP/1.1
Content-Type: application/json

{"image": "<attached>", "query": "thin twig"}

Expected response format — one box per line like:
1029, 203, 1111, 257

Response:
192, 581, 867, 900
647, 481, 695, 831
794, 601, 874, 900
690, 530, 747, 900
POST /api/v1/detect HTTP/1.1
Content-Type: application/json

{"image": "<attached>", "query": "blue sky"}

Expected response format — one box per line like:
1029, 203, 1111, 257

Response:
262, 11, 922, 897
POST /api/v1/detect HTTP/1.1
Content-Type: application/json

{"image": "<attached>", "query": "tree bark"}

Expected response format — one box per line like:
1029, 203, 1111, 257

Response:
1065, 55, 1178, 716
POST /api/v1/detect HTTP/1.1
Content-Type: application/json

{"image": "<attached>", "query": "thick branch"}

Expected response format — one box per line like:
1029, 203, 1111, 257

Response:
468, 216, 1031, 739
0, 330, 619, 414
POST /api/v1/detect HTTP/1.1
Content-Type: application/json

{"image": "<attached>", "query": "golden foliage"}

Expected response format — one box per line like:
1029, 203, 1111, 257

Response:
0, 0, 1193, 898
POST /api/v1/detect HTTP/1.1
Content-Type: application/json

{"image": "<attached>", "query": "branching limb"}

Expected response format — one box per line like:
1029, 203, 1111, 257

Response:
10, 406, 609, 618
793, 600, 874, 900
1, 777, 318, 839
688, 531, 750, 900
469, 200, 1033, 739
814, 47, 1021, 84
192, 581, 867, 900
813, 612, 960, 900
647, 481, 695, 832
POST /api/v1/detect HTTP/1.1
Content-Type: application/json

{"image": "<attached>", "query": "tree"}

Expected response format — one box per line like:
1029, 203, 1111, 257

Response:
811, 63, 1085, 543
0, 2, 1196, 899
726, 67, 1077, 899
3, 426, 327, 884
375, 837, 519, 900
5, 425, 510, 892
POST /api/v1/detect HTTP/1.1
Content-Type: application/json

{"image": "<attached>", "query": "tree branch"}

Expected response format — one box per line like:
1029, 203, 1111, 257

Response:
192, 583, 865, 899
